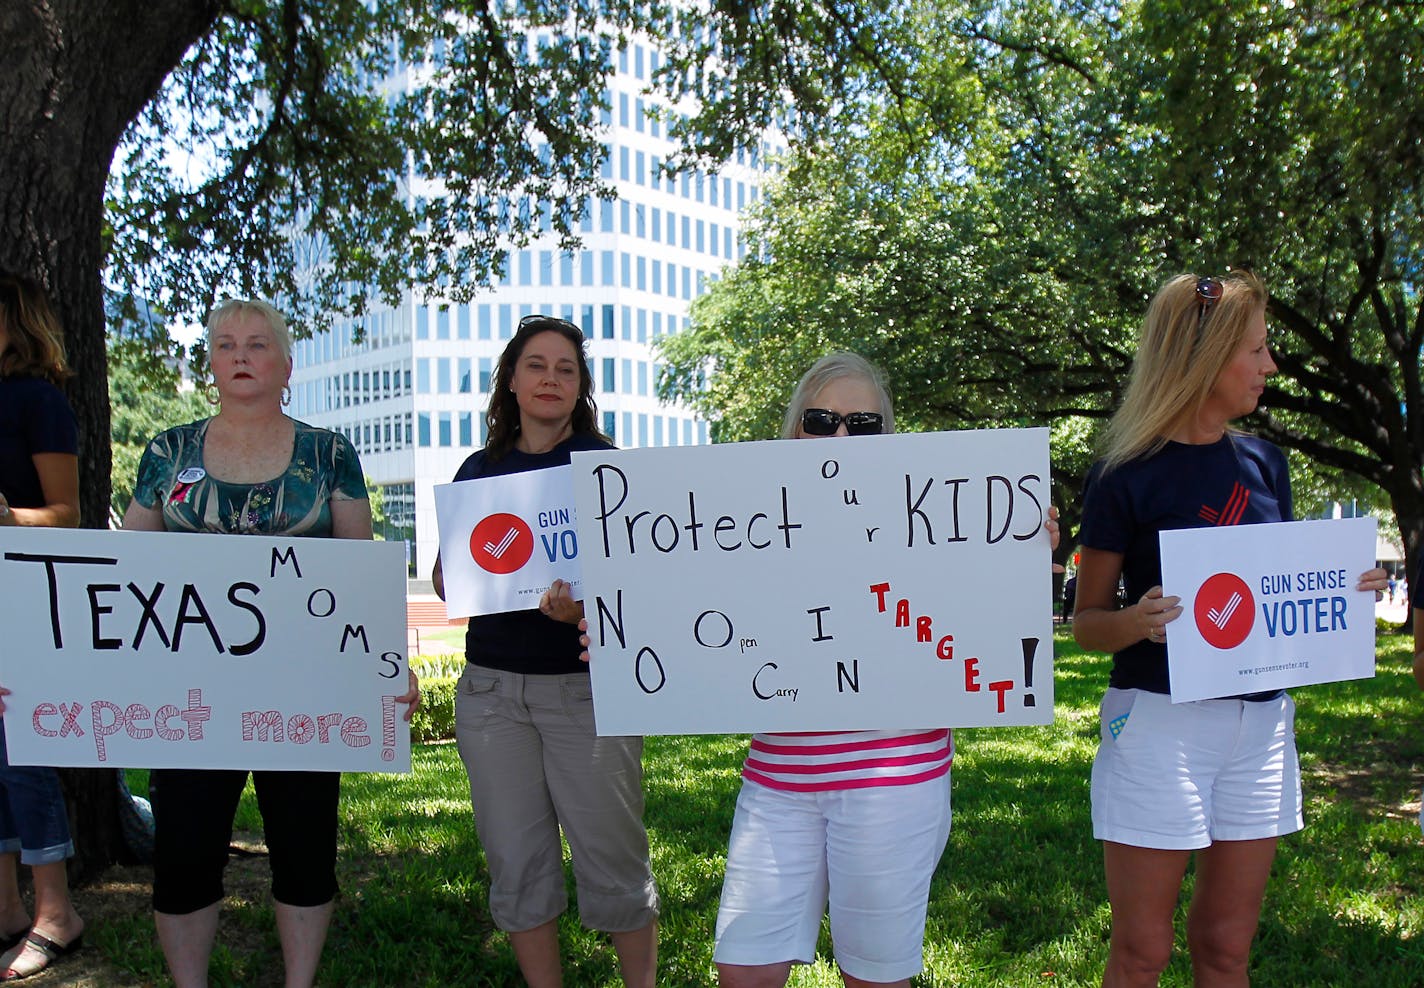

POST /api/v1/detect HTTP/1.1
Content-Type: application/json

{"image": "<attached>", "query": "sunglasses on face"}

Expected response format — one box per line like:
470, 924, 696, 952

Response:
801, 408, 884, 436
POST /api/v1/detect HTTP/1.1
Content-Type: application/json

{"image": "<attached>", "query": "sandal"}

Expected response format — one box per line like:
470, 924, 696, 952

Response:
0, 930, 82, 981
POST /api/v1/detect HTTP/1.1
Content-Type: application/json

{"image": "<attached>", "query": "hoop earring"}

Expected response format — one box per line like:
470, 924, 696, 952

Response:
281, 385, 292, 407
206, 384, 221, 407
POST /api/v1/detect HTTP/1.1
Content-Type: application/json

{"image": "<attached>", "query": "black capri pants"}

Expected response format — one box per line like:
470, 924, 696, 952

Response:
150, 768, 340, 914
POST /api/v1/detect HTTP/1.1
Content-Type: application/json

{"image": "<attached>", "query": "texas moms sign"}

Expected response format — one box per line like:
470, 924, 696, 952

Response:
1160, 516, 1377, 702
572, 429, 1056, 734
0, 529, 410, 772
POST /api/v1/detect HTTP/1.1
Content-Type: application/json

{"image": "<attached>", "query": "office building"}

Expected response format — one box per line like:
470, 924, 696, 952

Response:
289, 37, 775, 577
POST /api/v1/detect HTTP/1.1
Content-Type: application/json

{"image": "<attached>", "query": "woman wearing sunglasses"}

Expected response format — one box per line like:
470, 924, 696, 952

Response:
1074, 273, 1387, 986
713, 352, 1018, 988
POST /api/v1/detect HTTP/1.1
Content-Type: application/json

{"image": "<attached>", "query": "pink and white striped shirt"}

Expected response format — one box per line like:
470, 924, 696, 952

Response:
741, 728, 954, 792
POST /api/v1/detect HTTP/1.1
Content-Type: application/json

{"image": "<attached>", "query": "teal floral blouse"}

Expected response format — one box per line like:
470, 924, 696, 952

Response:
133, 418, 367, 536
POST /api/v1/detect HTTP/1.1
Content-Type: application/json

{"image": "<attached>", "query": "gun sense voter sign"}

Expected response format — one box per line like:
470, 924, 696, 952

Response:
1161, 517, 1376, 702
435, 466, 583, 617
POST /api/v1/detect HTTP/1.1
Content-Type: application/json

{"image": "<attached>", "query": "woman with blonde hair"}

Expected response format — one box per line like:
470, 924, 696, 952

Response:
0, 273, 84, 980
123, 298, 419, 987
1074, 272, 1387, 986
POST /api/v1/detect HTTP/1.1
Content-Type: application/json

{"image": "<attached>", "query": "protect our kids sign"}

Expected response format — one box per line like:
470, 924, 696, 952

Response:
571, 428, 1056, 734
0, 528, 411, 772
1159, 517, 1377, 703
434, 466, 582, 617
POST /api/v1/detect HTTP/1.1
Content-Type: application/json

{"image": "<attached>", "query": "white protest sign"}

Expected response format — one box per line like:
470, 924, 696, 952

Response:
1160, 517, 1377, 702
0, 528, 410, 771
572, 429, 1055, 734
434, 466, 582, 617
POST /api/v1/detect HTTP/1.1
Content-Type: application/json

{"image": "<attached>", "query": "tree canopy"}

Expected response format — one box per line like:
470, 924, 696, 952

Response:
2, 0, 916, 529
660, 0, 1424, 575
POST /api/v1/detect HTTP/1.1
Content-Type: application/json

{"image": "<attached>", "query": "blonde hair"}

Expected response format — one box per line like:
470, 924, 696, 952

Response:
0, 274, 70, 385
781, 351, 895, 438
1101, 272, 1268, 469
206, 299, 293, 360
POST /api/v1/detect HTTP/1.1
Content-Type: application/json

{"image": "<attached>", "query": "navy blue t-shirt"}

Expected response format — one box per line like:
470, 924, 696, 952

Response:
0, 376, 78, 509
1078, 434, 1292, 695
454, 432, 614, 676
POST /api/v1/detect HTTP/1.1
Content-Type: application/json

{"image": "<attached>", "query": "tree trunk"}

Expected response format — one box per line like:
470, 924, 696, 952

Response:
0, 0, 222, 880
1390, 477, 1424, 620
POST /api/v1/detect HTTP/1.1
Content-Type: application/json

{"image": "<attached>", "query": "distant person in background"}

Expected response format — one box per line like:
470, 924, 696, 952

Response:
433, 315, 658, 988
0, 272, 85, 980
1074, 272, 1387, 986
123, 298, 419, 988
1412, 558, 1424, 691
1062, 574, 1078, 623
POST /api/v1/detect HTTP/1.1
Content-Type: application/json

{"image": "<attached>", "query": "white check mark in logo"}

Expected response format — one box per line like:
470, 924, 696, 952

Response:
483, 527, 519, 559
1206, 591, 1243, 629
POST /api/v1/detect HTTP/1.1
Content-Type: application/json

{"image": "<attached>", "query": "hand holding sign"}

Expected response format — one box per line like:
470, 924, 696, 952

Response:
1137, 586, 1183, 645
540, 578, 583, 625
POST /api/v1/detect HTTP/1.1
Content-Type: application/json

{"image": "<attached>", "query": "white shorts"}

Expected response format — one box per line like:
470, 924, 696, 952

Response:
713, 773, 951, 983
1091, 688, 1303, 850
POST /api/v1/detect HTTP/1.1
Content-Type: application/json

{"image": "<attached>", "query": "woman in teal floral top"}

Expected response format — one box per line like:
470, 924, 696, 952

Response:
131, 415, 366, 537
123, 299, 419, 988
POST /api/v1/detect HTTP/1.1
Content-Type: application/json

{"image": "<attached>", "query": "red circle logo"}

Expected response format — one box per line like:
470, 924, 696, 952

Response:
1193, 572, 1255, 650
469, 513, 534, 575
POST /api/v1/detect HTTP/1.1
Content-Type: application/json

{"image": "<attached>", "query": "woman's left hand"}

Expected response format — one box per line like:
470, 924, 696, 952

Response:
577, 617, 592, 664
1045, 505, 1061, 552
1357, 566, 1390, 597
397, 669, 421, 721
539, 578, 584, 625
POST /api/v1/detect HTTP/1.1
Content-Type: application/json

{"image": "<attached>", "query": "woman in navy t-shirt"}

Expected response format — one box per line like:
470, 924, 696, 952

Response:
432, 316, 658, 986
0, 273, 84, 979
1074, 272, 1386, 986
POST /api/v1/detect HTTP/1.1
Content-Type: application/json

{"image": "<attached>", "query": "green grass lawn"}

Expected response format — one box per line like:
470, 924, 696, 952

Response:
103, 630, 1424, 985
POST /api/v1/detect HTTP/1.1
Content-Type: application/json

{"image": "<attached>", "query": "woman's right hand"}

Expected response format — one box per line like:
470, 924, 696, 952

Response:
0, 685, 11, 716
1136, 585, 1182, 644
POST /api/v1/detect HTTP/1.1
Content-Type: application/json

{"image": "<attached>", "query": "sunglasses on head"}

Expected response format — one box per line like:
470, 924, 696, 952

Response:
519, 314, 580, 334
801, 408, 884, 436
1195, 277, 1223, 334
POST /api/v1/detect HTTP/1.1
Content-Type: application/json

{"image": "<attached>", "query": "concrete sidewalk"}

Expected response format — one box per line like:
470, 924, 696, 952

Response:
1376, 593, 1412, 629
407, 592, 466, 656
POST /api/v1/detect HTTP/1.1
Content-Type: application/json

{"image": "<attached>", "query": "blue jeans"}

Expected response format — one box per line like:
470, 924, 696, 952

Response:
0, 724, 74, 865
